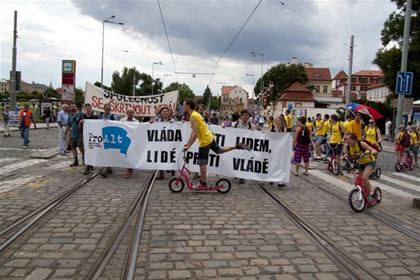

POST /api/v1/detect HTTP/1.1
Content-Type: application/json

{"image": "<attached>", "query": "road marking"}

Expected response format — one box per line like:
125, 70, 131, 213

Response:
380, 175, 420, 193
391, 172, 420, 183
310, 169, 416, 200
0, 159, 47, 176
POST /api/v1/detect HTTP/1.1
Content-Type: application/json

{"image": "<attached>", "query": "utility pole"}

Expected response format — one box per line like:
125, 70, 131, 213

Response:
345, 35, 354, 119
10, 11, 18, 110
395, 0, 412, 136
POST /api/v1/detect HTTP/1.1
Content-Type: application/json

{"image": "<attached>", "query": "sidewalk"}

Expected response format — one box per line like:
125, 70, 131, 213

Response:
0, 123, 58, 132
381, 139, 420, 159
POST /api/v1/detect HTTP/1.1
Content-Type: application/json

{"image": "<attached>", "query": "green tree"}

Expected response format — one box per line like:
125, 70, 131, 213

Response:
209, 96, 221, 110
373, 0, 420, 100
111, 67, 162, 96
75, 88, 84, 106
255, 63, 308, 104
163, 82, 195, 104
202, 85, 212, 107
94, 81, 112, 91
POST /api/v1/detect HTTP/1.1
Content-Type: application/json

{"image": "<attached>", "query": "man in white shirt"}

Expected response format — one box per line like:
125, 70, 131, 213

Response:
385, 118, 392, 141
57, 104, 69, 155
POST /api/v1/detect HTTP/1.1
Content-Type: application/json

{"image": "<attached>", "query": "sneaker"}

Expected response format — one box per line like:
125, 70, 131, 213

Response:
278, 182, 285, 187
83, 166, 91, 175
193, 173, 200, 179
22, 145, 28, 149
236, 143, 251, 151
125, 169, 133, 179
100, 169, 108, 178
70, 160, 79, 167
193, 182, 208, 190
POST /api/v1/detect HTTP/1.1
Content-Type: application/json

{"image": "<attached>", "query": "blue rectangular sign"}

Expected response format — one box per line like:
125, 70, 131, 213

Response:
396, 71, 413, 95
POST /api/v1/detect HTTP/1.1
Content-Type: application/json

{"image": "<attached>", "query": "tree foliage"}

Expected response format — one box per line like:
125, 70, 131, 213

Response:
163, 82, 195, 104
110, 67, 162, 96
374, 0, 420, 100
255, 63, 308, 104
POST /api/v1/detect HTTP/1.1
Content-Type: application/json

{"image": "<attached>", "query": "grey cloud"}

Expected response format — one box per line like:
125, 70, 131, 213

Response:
72, 0, 328, 66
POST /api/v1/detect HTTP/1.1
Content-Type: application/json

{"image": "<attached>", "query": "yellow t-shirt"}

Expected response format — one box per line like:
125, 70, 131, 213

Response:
190, 111, 214, 147
410, 131, 419, 145
286, 114, 293, 129
330, 122, 342, 144
348, 120, 363, 140
322, 121, 331, 136
396, 131, 404, 144
343, 121, 351, 133
306, 121, 314, 131
365, 127, 378, 144
349, 142, 374, 165
314, 119, 324, 136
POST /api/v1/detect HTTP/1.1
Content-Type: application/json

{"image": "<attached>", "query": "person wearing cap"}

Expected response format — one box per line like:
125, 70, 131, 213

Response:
363, 119, 382, 146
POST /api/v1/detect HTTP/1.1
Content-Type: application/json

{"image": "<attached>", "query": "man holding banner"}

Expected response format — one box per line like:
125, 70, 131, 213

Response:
183, 99, 251, 190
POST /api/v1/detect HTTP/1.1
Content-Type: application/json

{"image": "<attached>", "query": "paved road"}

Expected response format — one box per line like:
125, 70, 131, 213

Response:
0, 128, 419, 279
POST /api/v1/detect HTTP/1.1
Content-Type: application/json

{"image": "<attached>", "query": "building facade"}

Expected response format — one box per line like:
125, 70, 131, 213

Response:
221, 85, 249, 112
366, 84, 392, 102
334, 70, 384, 100
0, 79, 48, 94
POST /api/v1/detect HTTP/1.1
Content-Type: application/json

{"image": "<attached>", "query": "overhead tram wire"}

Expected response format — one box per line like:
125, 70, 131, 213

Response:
157, 0, 178, 83
209, 0, 263, 85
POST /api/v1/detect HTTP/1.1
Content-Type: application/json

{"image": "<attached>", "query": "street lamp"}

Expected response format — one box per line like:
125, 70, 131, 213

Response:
152, 61, 163, 95
101, 15, 124, 88
251, 51, 264, 112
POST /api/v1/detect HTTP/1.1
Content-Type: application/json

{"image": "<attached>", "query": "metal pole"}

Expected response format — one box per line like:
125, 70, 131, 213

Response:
395, 0, 412, 135
101, 21, 105, 88
152, 64, 154, 95
10, 11, 17, 110
345, 35, 354, 119
260, 54, 264, 113
132, 74, 135, 96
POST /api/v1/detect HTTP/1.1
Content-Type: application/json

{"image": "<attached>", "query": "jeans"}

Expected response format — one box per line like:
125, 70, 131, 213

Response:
20, 126, 30, 145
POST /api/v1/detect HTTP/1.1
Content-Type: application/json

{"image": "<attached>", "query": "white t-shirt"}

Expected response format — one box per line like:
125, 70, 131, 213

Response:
121, 117, 139, 123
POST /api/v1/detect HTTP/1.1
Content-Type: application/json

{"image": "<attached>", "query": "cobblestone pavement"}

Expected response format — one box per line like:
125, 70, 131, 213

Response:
0, 128, 419, 279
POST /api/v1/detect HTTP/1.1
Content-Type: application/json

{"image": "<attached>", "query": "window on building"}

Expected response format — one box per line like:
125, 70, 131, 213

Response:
314, 85, 320, 93
359, 77, 368, 83
295, 103, 302, 108
323, 85, 328, 93
351, 77, 356, 83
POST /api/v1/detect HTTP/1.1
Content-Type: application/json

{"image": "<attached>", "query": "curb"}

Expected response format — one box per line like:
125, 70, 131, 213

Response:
30, 148, 60, 159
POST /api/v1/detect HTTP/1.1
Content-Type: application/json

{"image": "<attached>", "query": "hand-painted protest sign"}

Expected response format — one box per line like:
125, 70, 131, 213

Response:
84, 120, 292, 182
84, 82, 178, 117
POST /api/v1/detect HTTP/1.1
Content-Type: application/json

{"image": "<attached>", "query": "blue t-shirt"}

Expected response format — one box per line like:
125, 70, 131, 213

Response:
68, 112, 83, 139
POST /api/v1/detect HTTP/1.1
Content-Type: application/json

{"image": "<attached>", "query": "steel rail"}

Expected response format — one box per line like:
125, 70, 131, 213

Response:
0, 170, 101, 253
260, 185, 379, 280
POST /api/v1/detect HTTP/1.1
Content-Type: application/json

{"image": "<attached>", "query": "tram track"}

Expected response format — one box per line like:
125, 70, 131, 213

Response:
0, 169, 102, 253
259, 184, 379, 280
298, 173, 420, 244
86, 170, 158, 280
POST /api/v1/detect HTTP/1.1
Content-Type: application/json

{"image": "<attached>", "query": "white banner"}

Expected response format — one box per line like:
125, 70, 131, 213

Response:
84, 120, 292, 182
84, 82, 178, 117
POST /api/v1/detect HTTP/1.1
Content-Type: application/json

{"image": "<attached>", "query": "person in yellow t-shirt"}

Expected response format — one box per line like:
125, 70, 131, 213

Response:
183, 99, 250, 189
328, 114, 344, 167
347, 113, 363, 140
306, 117, 314, 132
409, 125, 419, 167
313, 113, 326, 159
285, 109, 293, 132
344, 132, 378, 200
343, 114, 354, 134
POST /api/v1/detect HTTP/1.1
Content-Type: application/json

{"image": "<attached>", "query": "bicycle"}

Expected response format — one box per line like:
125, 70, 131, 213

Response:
168, 151, 232, 193
347, 155, 382, 213
342, 153, 381, 180
327, 145, 340, 176
395, 150, 413, 172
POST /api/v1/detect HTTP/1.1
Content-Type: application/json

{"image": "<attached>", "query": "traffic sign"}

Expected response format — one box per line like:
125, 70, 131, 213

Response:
391, 98, 414, 115
395, 71, 413, 95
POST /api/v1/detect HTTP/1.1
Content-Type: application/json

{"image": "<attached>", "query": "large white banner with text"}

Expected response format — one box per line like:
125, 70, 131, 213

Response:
84, 120, 292, 182
84, 82, 178, 117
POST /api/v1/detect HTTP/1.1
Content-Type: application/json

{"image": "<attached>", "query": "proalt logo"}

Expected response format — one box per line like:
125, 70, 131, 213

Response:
88, 126, 131, 157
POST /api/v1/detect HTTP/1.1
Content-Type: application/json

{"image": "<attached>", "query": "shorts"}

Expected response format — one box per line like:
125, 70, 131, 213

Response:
287, 128, 293, 133
71, 136, 83, 149
315, 135, 327, 145
357, 161, 376, 171
410, 144, 419, 156
198, 140, 222, 165
293, 144, 310, 164
329, 143, 342, 156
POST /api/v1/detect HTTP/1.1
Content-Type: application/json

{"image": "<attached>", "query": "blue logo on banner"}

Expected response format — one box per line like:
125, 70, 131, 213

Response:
102, 126, 131, 156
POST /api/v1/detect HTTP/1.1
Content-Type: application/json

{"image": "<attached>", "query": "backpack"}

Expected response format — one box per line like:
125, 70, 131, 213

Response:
299, 127, 311, 146
358, 140, 381, 153
400, 132, 411, 148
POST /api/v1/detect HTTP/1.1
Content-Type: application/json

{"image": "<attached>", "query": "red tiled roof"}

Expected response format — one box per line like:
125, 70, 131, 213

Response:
278, 82, 316, 102
333, 70, 347, 80
352, 70, 384, 77
305, 67, 331, 81
222, 86, 234, 95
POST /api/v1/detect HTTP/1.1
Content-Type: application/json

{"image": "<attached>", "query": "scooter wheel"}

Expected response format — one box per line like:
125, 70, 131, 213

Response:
332, 160, 340, 176
395, 163, 402, 172
216, 179, 231, 193
168, 178, 185, 193
375, 168, 381, 179
349, 188, 366, 213
374, 187, 382, 203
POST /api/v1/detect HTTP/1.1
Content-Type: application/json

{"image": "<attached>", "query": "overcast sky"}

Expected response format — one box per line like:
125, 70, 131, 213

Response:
0, 0, 396, 96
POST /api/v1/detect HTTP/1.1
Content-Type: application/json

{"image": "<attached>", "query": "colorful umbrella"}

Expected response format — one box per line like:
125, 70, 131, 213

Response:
347, 102, 384, 120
